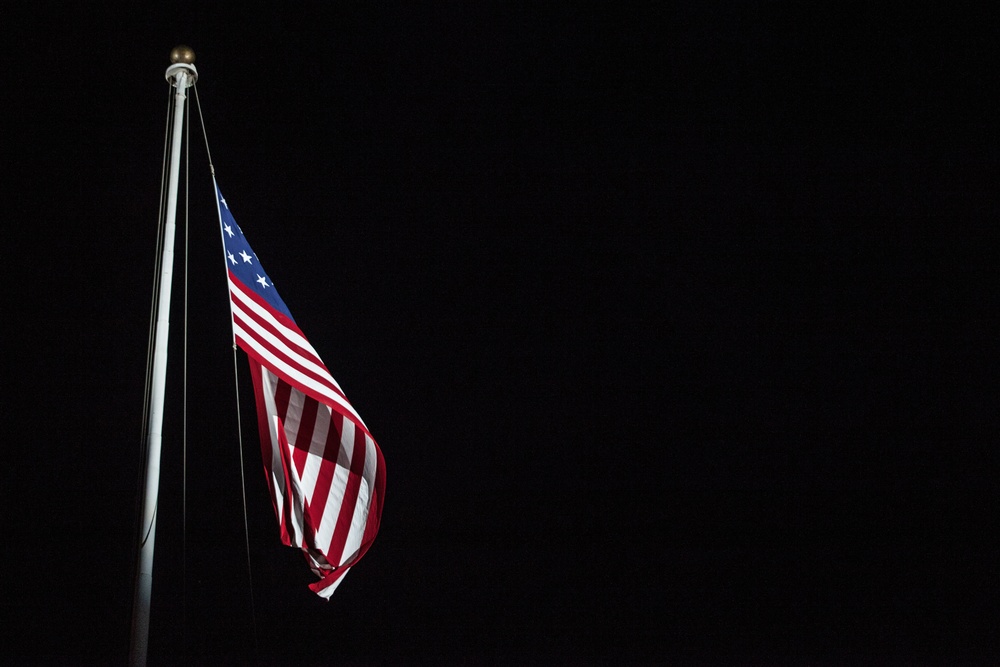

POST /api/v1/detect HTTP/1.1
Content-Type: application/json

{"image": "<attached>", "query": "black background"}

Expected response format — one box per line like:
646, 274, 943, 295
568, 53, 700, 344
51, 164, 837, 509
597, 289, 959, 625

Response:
3, 4, 995, 665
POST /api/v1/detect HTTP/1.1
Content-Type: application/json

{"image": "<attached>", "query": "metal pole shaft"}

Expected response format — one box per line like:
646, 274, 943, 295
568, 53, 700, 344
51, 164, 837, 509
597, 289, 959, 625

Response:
129, 62, 193, 667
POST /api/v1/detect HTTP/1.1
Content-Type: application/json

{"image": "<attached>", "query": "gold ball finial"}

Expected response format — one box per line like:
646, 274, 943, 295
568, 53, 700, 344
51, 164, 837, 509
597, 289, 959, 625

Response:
170, 45, 195, 64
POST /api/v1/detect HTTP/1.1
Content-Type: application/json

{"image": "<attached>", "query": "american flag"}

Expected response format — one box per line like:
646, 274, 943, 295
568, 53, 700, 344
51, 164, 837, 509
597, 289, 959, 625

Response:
215, 182, 385, 598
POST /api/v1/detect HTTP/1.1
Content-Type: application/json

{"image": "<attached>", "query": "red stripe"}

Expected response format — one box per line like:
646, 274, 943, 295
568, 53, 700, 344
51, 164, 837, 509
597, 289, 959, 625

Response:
325, 425, 367, 564
303, 412, 343, 544
291, 394, 319, 479
229, 285, 328, 374
360, 445, 386, 554
274, 413, 305, 548
335, 436, 385, 568
274, 375, 292, 423
235, 332, 375, 442
229, 276, 341, 392
229, 271, 305, 338
232, 308, 343, 399
308, 567, 349, 596
248, 361, 291, 546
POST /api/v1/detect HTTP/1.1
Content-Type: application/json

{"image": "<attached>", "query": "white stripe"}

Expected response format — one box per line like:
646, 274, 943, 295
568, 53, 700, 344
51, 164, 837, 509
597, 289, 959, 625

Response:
259, 368, 287, 530
276, 413, 306, 548
229, 278, 324, 363
362, 432, 379, 491
229, 279, 368, 431
300, 401, 331, 501
231, 289, 340, 391
315, 418, 355, 562
314, 568, 351, 599
230, 279, 346, 395
232, 311, 341, 398
233, 319, 367, 428
280, 384, 306, 453
262, 369, 306, 547
340, 433, 376, 564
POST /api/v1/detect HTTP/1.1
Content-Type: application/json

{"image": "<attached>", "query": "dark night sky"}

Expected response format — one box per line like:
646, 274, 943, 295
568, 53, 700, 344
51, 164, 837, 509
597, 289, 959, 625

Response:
3, 4, 996, 665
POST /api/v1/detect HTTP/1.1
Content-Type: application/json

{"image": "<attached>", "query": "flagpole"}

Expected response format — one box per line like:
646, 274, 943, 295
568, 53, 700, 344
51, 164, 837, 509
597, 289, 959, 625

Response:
129, 46, 198, 667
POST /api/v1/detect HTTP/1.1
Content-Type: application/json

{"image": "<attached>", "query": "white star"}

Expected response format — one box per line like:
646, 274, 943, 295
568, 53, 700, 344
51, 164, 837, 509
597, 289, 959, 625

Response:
227, 251, 236, 265
239, 250, 253, 264
224, 223, 234, 238
220, 196, 228, 209
256, 274, 269, 289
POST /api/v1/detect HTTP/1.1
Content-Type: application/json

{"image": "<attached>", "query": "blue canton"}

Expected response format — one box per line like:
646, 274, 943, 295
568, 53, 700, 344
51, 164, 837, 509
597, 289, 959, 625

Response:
216, 184, 295, 322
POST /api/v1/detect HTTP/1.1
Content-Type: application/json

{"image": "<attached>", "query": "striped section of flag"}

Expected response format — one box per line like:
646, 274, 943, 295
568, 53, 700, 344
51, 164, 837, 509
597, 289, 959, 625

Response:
216, 181, 385, 598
